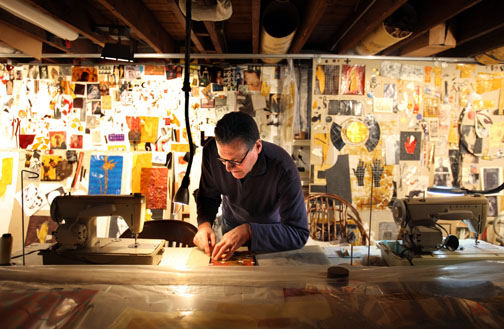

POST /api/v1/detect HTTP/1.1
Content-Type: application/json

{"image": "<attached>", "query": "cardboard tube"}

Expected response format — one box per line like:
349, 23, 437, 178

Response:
261, 0, 299, 63
0, 233, 13, 265
354, 22, 412, 55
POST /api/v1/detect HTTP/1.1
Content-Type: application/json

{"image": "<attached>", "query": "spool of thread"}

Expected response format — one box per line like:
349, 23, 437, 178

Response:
0, 233, 13, 265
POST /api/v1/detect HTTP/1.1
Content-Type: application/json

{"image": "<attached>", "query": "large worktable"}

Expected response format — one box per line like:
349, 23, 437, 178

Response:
1, 244, 504, 328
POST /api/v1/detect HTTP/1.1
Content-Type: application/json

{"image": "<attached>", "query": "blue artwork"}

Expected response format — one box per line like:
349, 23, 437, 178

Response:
89, 155, 123, 195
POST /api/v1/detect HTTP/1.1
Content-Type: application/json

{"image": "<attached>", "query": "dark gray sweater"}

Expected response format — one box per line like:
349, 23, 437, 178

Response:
196, 138, 309, 252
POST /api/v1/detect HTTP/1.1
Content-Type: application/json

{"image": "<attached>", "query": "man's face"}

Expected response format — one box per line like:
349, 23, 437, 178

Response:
216, 138, 261, 179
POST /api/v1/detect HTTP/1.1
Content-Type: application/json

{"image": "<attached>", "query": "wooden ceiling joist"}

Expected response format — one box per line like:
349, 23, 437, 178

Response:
26, 0, 109, 47
335, 0, 408, 53
289, 0, 326, 54
166, 0, 206, 53
0, 20, 42, 59
0, 9, 70, 53
251, 0, 260, 54
381, 0, 483, 55
440, 26, 504, 58
97, 0, 175, 53
452, 0, 504, 47
203, 21, 223, 53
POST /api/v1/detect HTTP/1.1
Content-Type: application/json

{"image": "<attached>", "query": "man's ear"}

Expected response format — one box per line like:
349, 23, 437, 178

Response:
256, 139, 262, 154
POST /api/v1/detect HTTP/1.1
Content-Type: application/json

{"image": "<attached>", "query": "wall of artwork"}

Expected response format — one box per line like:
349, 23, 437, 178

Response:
310, 58, 504, 245
0, 61, 310, 251
1, 57, 504, 252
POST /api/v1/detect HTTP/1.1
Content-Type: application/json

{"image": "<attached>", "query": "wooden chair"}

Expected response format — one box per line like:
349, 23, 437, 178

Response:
306, 193, 368, 245
120, 219, 197, 247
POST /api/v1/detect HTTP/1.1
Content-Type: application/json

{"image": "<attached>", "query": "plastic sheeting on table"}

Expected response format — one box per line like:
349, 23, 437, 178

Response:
0, 261, 504, 328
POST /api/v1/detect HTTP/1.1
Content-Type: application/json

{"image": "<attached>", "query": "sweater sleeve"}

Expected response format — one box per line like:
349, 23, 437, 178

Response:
249, 166, 309, 252
196, 141, 222, 226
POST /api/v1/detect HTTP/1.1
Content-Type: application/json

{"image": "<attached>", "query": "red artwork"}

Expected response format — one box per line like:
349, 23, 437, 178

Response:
209, 251, 257, 266
140, 167, 168, 209
126, 116, 141, 142
341, 64, 365, 95
49, 131, 67, 149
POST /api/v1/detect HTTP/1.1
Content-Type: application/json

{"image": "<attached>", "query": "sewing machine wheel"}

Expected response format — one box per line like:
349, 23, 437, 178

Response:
392, 199, 407, 227
55, 223, 88, 248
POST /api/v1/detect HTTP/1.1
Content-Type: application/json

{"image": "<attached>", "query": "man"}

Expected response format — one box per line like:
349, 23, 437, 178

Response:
194, 112, 309, 261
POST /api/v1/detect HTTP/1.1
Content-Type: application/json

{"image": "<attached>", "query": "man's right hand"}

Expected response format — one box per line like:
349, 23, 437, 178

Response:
193, 222, 216, 256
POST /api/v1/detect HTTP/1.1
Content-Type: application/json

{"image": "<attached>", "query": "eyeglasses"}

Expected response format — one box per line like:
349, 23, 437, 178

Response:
217, 148, 251, 167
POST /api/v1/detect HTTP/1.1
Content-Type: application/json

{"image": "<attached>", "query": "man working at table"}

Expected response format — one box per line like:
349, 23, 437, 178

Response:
194, 112, 309, 261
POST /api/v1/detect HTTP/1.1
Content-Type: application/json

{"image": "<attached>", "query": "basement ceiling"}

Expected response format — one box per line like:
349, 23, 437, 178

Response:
0, 0, 503, 63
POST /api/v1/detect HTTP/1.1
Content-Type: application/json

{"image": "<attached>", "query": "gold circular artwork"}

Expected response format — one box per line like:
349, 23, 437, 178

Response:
343, 119, 368, 145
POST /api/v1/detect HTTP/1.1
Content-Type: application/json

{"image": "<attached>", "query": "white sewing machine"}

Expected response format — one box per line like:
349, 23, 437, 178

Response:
41, 194, 164, 265
378, 195, 492, 265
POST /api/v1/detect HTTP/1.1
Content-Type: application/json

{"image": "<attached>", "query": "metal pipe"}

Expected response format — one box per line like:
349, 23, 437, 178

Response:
0, 52, 477, 63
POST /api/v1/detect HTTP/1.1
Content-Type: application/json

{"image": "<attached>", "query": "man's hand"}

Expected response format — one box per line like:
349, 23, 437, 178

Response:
212, 224, 251, 261
193, 222, 216, 256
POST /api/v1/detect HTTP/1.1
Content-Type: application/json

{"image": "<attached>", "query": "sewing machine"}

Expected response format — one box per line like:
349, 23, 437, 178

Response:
41, 194, 164, 265
388, 194, 488, 257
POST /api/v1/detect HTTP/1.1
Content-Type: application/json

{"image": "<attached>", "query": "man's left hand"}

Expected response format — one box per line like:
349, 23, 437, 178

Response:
212, 224, 251, 261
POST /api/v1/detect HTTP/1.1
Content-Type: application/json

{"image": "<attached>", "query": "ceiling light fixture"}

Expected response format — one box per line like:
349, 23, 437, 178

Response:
0, 0, 78, 41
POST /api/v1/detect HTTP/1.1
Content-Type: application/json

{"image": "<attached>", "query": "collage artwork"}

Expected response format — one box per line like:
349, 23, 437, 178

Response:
0, 58, 503, 245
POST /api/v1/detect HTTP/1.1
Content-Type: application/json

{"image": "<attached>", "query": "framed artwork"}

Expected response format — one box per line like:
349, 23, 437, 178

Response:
481, 167, 502, 192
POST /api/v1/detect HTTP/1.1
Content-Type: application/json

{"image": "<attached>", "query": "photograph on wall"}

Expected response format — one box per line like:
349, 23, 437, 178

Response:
48, 66, 60, 80
201, 97, 215, 108
89, 155, 123, 195
244, 66, 261, 92
165, 65, 183, 80
341, 64, 365, 95
199, 66, 211, 87
69, 134, 83, 149
99, 81, 110, 96
140, 168, 168, 209
74, 83, 86, 96
314, 65, 339, 95
433, 157, 452, 187
399, 131, 422, 161
328, 100, 363, 116
89, 101, 102, 115
39, 65, 49, 79
144, 65, 165, 76
482, 167, 502, 192
49, 131, 67, 149
86, 84, 101, 99
72, 66, 98, 82
74, 97, 84, 109
383, 83, 397, 99
487, 196, 498, 217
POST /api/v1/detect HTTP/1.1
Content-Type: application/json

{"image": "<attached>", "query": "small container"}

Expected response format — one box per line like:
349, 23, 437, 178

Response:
0, 233, 13, 265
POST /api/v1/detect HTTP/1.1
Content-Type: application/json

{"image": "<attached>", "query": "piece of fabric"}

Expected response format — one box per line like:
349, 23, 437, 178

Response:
197, 138, 309, 252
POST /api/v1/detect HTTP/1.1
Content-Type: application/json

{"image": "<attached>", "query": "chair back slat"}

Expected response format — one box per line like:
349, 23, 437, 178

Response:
305, 193, 369, 245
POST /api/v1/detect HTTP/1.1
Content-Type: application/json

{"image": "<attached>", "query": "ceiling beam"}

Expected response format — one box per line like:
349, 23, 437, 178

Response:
0, 8, 70, 53
335, 0, 408, 53
452, 0, 504, 47
440, 26, 504, 57
0, 21, 42, 59
26, 0, 109, 47
289, 0, 326, 54
96, 0, 175, 53
381, 0, 483, 55
166, 0, 206, 53
203, 21, 223, 53
251, 0, 260, 54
